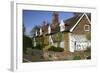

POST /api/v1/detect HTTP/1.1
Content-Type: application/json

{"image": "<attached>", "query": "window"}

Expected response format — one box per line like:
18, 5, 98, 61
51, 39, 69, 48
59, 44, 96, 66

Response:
84, 25, 90, 31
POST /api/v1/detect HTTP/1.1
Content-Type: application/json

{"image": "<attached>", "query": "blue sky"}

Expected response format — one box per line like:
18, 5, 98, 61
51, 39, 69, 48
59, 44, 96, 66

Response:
23, 10, 74, 36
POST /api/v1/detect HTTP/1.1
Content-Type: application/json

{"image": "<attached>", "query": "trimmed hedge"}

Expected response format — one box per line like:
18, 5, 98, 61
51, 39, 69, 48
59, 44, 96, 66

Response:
73, 56, 81, 60
48, 46, 64, 52
32, 44, 44, 50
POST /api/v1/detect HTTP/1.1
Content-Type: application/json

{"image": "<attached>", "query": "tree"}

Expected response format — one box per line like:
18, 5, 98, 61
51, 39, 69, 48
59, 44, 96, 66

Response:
56, 26, 62, 47
23, 24, 32, 53
23, 36, 32, 53
30, 25, 40, 37
56, 32, 62, 47
23, 24, 26, 35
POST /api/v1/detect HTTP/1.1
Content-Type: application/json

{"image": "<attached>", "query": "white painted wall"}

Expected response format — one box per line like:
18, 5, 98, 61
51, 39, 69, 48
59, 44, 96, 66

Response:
60, 41, 64, 48
69, 34, 90, 52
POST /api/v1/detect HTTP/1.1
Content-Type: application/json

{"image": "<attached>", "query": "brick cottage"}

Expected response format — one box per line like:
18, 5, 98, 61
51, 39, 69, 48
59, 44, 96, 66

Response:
32, 12, 91, 53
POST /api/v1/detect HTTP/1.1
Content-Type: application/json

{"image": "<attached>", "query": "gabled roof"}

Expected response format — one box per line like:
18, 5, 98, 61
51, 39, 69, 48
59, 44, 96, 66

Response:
70, 13, 91, 32
63, 14, 82, 32
33, 13, 91, 38
63, 13, 91, 32
86, 13, 91, 21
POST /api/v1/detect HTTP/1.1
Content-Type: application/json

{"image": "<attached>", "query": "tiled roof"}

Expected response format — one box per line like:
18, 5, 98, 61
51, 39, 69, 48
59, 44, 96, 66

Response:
51, 23, 60, 34
34, 13, 91, 37
63, 14, 82, 32
86, 13, 91, 21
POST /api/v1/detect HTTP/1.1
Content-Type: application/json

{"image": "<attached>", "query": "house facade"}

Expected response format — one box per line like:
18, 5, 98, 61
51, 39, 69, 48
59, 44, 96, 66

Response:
33, 12, 91, 52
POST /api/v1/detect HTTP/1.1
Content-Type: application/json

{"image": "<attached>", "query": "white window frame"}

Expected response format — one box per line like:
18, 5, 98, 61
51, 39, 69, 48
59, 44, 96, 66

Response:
84, 25, 90, 31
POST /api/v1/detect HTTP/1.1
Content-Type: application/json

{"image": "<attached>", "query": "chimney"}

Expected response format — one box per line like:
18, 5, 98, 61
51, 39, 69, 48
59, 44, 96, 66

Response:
52, 11, 59, 26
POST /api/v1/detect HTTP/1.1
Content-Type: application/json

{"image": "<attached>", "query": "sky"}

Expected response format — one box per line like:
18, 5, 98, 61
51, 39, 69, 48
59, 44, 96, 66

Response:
23, 10, 74, 36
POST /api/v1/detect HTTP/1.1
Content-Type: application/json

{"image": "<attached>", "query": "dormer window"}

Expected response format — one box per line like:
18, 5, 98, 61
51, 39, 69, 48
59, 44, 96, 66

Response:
84, 25, 90, 31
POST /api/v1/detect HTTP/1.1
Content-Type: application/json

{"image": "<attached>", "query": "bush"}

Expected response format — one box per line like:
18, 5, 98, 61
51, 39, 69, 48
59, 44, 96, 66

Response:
48, 46, 56, 51
73, 56, 81, 60
56, 47, 64, 52
32, 44, 44, 50
48, 46, 64, 52
23, 35, 32, 53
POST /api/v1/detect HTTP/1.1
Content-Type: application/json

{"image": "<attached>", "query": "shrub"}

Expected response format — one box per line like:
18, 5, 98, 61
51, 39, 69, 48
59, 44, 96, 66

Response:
48, 46, 64, 52
32, 44, 44, 50
23, 36, 32, 53
73, 56, 81, 60
56, 47, 64, 52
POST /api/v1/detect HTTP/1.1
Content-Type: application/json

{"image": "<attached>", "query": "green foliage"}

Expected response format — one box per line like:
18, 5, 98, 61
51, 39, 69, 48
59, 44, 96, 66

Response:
32, 44, 44, 50
35, 37, 46, 46
56, 47, 64, 52
23, 24, 33, 53
56, 32, 62, 42
48, 46, 64, 52
23, 35, 32, 53
48, 46, 56, 51
73, 56, 81, 60
56, 25, 60, 32
23, 24, 26, 35
55, 32, 63, 47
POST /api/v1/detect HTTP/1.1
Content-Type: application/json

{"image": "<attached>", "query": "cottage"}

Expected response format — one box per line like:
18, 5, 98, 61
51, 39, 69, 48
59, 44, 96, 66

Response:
33, 12, 91, 53
62, 13, 91, 52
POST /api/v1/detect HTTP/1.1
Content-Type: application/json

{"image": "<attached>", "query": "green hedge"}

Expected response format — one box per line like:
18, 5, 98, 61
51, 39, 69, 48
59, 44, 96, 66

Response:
73, 56, 81, 60
32, 44, 44, 50
23, 35, 32, 53
48, 46, 64, 52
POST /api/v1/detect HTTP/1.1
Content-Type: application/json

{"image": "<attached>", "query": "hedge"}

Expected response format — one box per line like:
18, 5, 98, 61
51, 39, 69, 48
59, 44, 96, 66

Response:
73, 56, 81, 60
32, 44, 44, 50
48, 46, 64, 52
